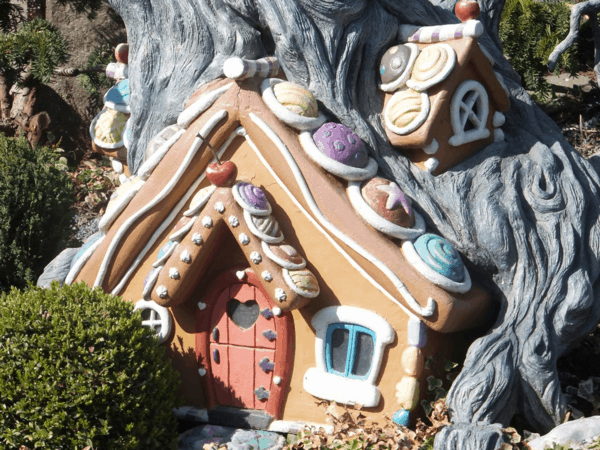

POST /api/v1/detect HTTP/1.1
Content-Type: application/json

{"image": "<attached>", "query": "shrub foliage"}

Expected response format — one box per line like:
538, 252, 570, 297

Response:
0, 282, 180, 449
0, 134, 74, 291
499, 0, 578, 99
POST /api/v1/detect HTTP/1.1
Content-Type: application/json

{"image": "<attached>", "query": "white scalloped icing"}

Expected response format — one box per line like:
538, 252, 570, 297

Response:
283, 268, 320, 298
261, 241, 306, 270
406, 44, 456, 92
98, 177, 145, 233
177, 83, 233, 129
380, 43, 419, 92
232, 182, 273, 216
298, 132, 378, 181
169, 216, 197, 241
346, 182, 426, 240
401, 240, 472, 293
261, 78, 327, 131
243, 210, 284, 244
384, 90, 430, 136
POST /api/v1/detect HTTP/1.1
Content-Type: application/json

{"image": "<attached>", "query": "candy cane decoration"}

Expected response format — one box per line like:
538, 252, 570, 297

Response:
223, 56, 280, 80
399, 20, 483, 44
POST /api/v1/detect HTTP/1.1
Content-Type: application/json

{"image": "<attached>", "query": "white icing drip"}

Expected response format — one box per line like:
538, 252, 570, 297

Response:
298, 132, 378, 181
283, 268, 320, 298
198, 367, 207, 376
493, 111, 506, 127
169, 216, 197, 241
228, 216, 239, 227
261, 78, 326, 131
273, 307, 282, 316
401, 240, 472, 293
406, 44, 457, 92
111, 158, 124, 174
494, 128, 505, 142
384, 90, 430, 135
183, 185, 217, 217
156, 285, 168, 298
380, 43, 419, 92
138, 129, 186, 181
422, 139, 438, 155
273, 376, 282, 385
152, 242, 179, 268
236, 270, 247, 280
239, 233, 250, 245
262, 271, 273, 281
192, 233, 203, 245
243, 210, 284, 244
95, 110, 227, 289
119, 174, 129, 184
261, 240, 306, 270
424, 158, 439, 173
64, 235, 106, 285
177, 83, 232, 129
246, 115, 435, 318
346, 182, 426, 240
169, 267, 180, 279
180, 250, 192, 263
197, 301, 207, 310
232, 182, 273, 216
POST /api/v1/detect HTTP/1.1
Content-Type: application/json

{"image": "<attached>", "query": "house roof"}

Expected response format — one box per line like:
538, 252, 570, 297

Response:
71, 75, 492, 333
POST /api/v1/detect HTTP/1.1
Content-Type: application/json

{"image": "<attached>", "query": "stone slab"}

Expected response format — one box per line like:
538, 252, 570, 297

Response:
178, 424, 284, 450
527, 416, 600, 450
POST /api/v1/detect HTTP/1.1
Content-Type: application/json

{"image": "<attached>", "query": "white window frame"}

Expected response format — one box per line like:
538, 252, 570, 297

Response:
449, 79, 490, 147
303, 306, 395, 407
133, 299, 173, 344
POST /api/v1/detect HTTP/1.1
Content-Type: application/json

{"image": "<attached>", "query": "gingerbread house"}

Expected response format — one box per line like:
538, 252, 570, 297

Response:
64, 58, 495, 432
380, 21, 510, 175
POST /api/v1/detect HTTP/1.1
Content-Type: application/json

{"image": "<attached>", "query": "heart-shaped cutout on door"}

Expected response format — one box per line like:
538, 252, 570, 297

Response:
227, 299, 259, 330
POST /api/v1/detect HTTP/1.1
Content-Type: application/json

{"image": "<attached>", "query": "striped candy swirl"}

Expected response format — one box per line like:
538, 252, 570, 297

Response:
414, 233, 464, 281
238, 182, 268, 210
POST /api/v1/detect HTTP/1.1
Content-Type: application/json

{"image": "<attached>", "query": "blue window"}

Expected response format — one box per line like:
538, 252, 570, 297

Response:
325, 323, 376, 380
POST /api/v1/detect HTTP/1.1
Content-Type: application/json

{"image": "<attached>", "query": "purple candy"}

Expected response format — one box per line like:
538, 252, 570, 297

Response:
313, 122, 368, 168
239, 182, 268, 210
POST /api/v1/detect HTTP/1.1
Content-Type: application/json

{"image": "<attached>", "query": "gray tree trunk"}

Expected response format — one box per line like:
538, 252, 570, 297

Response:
104, 1, 600, 449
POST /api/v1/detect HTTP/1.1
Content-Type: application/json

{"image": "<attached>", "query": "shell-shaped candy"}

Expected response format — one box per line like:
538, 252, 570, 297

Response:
94, 109, 128, 146
272, 82, 319, 118
401, 347, 424, 377
287, 269, 320, 297
146, 124, 182, 158
238, 182, 268, 211
313, 123, 368, 168
387, 89, 425, 129
414, 233, 465, 282
412, 45, 450, 83
171, 216, 192, 234
252, 215, 280, 238
188, 186, 216, 212
269, 244, 305, 266
380, 45, 413, 85
361, 177, 414, 228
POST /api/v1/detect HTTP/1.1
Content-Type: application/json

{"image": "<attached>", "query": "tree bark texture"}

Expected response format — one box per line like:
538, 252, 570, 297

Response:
104, 1, 600, 449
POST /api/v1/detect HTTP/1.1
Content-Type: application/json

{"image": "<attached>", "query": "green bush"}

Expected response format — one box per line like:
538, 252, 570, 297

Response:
0, 282, 181, 449
0, 133, 74, 292
499, 0, 578, 100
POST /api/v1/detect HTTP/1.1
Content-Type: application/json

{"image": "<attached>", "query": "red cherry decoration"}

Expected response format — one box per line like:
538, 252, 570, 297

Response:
115, 43, 129, 64
206, 161, 237, 187
455, 0, 480, 22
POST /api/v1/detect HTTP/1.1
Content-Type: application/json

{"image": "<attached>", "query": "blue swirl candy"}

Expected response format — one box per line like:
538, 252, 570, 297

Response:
414, 233, 464, 282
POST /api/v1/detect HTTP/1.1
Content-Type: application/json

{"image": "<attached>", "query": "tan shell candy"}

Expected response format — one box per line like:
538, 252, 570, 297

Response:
252, 215, 280, 237
188, 186, 215, 211
288, 269, 319, 295
269, 244, 304, 265
95, 109, 128, 145
412, 46, 450, 82
387, 89, 423, 128
273, 82, 319, 117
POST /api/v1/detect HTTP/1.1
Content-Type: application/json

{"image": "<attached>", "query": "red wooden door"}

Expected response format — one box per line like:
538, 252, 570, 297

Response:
196, 269, 293, 418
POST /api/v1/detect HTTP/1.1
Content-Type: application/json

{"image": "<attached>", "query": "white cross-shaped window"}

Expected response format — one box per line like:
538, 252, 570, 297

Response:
449, 80, 491, 147
134, 299, 172, 344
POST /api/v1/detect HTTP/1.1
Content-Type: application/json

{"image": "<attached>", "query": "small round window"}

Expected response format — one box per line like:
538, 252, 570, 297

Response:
133, 300, 172, 344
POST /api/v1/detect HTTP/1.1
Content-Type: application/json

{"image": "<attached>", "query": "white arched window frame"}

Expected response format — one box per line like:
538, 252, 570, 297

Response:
448, 80, 491, 147
133, 299, 173, 344
303, 306, 395, 407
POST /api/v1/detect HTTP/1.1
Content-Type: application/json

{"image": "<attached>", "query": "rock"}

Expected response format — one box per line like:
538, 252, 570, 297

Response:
178, 424, 284, 450
36, 247, 80, 288
527, 416, 600, 450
